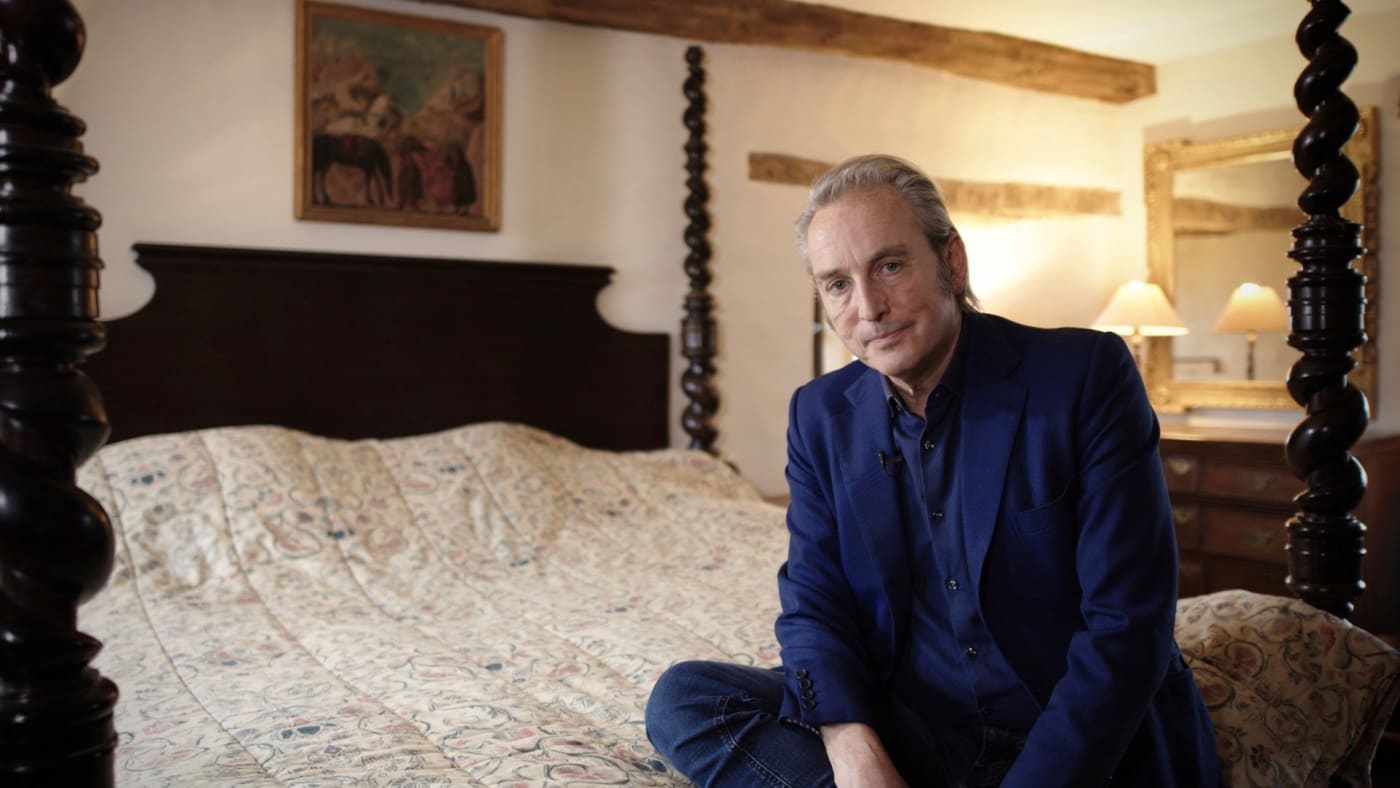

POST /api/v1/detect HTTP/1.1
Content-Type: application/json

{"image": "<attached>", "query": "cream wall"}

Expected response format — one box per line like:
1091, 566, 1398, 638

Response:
60, 0, 1146, 496
1130, 7, 1400, 433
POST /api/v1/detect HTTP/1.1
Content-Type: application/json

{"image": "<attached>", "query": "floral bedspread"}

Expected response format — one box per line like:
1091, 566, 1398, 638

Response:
81, 423, 786, 786
78, 423, 1400, 786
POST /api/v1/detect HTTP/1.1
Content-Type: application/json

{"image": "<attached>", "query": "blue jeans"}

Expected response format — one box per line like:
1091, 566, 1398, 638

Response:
645, 660, 1025, 787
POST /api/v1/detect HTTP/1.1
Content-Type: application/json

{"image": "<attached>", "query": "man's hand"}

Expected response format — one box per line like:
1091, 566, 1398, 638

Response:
821, 723, 909, 788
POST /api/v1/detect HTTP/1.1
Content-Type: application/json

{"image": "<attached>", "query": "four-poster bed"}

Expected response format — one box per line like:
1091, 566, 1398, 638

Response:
0, 1, 1396, 785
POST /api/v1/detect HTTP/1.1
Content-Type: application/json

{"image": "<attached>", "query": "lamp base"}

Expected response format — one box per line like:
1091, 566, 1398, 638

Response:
1245, 332, 1257, 381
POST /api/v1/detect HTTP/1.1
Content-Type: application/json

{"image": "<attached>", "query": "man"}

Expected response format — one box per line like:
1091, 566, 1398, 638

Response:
646, 154, 1219, 787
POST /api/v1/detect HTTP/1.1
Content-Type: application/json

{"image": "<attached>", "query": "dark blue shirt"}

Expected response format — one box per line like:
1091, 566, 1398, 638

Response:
881, 320, 1040, 733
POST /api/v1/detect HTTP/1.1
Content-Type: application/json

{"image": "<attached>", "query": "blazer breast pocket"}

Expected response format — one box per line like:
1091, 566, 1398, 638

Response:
1009, 482, 1076, 536
992, 483, 1080, 604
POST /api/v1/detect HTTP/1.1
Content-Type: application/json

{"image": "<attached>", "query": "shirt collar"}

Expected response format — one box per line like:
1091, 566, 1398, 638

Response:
881, 315, 968, 418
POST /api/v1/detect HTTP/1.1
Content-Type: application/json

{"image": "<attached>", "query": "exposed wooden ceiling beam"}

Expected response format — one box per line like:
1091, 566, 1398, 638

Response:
414, 0, 1155, 104
750, 152, 1121, 220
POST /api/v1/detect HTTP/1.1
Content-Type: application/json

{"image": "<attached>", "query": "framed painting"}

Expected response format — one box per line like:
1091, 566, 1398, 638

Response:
295, 0, 501, 231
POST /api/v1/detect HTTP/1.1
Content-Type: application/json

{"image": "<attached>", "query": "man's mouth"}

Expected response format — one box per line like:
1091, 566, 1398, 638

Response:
866, 326, 906, 347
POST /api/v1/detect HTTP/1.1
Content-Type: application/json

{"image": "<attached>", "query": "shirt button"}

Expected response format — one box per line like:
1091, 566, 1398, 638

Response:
946, 579, 959, 591
929, 510, 944, 520
921, 439, 934, 451
965, 646, 978, 659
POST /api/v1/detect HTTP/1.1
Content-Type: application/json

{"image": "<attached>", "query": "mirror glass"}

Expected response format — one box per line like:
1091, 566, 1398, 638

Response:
1171, 156, 1300, 383
1142, 107, 1380, 412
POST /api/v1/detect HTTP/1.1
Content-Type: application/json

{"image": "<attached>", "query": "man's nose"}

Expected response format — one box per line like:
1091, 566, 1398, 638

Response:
855, 282, 887, 321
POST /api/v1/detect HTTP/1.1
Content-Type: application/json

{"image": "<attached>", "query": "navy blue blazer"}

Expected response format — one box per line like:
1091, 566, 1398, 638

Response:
775, 312, 1219, 787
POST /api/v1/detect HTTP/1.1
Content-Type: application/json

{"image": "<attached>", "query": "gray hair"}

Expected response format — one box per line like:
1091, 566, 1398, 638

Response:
796, 153, 980, 312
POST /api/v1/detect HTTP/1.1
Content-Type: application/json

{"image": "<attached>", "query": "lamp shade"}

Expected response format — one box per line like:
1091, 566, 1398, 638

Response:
1091, 280, 1188, 337
1214, 282, 1288, 333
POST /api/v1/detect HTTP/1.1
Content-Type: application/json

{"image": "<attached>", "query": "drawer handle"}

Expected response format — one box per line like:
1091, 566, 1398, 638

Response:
1171, 506, 1198, 526
1237, 470, 1276, 492
1239, 527, 1279, 548
1165, 457, 1196, 477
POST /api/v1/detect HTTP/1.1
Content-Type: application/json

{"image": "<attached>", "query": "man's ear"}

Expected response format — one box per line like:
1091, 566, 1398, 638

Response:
944, 234, 969, 296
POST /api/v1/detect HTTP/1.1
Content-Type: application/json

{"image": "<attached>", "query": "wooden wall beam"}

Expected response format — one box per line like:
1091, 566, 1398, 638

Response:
749, 152, 1121, 220
414, 0, 1155, 104
1173, 197, 1303, 236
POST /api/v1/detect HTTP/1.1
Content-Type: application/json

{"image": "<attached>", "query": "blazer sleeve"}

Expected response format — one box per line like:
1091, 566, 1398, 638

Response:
774, 385, 879, 728
1001, 332, 1182, 787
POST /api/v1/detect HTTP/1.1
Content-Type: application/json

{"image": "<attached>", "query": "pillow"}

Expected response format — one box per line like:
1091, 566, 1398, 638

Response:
1176, 590, 1400, 788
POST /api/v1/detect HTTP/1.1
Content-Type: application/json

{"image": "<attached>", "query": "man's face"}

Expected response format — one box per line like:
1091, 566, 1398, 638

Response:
807, 185, 966, 391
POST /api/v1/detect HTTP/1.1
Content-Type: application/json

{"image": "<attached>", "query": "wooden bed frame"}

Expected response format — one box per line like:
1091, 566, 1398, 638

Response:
0, 1, 1374, 784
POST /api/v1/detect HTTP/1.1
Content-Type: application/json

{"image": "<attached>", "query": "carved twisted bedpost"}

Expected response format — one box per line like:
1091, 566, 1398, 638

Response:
0, 2, 118, 784
1283, 0, 1368, 619
681, 45, 718, 454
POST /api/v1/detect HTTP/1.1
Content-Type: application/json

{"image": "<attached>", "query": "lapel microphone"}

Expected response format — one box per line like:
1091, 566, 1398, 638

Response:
877, 450, 903, 477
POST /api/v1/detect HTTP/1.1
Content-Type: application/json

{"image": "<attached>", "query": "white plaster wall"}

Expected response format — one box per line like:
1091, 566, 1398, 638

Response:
1128, 7, 1400, 432
61, 0, 1142, 496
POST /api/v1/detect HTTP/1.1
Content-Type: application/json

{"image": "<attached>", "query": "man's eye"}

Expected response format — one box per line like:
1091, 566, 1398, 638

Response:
880, 261, 901, 273
827, 280, 847, 293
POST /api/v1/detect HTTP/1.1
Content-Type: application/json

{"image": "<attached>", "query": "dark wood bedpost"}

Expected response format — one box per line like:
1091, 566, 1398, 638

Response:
1283, 0, 1368, 619
681, 45, 719, 454
0, 1, 118, 784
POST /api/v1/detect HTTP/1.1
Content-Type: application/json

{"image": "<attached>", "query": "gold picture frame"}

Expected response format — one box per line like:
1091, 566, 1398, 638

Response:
295, 0, 502, 231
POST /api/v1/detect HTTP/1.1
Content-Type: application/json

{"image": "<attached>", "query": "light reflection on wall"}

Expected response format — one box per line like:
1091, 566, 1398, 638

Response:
959, 217, 1125, 329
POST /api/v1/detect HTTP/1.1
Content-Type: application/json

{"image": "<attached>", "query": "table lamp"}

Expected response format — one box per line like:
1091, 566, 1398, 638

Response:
1214, 282, 1288, 380
1091, 279, 1188, 371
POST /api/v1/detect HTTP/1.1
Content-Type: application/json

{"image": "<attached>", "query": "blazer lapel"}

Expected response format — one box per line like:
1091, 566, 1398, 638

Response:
839, 368, 910, 656
959, 315, 1027, 589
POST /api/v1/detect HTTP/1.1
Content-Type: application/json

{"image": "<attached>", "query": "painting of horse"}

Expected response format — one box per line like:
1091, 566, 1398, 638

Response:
311, 133, 393, 207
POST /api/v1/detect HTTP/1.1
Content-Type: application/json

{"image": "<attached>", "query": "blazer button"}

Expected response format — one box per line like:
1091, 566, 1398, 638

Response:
803, 699, 816, 710
946, 578, 959, 591
802, 689, 815, 701
796, 668, 809, 679
964, 646, 978, 659
798, 678, 812, 689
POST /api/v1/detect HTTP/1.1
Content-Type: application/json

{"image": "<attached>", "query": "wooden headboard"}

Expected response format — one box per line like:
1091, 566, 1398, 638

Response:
84, 243, 670, 452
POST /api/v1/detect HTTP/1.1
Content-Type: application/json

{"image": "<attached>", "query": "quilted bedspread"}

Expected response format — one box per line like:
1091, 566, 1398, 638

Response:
78, 422, 1400, 786
80, 422, 786, 786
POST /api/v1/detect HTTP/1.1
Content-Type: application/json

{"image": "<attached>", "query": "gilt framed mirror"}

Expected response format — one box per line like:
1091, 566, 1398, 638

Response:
1142, 106, 1379, 412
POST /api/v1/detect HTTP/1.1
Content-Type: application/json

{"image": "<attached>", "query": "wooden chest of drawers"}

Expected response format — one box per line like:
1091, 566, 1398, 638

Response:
1159, 426, 1400, 639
